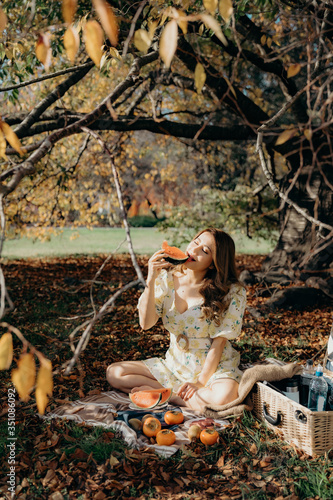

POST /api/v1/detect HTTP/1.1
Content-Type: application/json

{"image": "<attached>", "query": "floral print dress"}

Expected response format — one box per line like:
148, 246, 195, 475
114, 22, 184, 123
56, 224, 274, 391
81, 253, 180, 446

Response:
138, 270, 246, 390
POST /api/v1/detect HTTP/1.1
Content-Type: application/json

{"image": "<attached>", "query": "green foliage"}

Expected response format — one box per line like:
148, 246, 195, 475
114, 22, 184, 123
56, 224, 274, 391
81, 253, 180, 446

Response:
128, 215, 165, 227
158, 185, 279, 246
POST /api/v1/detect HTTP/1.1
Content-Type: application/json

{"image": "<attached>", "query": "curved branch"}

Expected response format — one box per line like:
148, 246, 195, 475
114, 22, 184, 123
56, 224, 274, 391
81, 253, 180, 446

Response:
6, 115, 255, 142
0, 51, 159, 197
14, 61, 94, 138
0, 62, 94, 93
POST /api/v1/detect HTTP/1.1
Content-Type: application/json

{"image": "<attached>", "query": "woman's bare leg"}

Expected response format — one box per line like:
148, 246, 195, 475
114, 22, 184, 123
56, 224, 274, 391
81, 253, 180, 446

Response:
182, 379, 239, 413
106, 360, 164, 394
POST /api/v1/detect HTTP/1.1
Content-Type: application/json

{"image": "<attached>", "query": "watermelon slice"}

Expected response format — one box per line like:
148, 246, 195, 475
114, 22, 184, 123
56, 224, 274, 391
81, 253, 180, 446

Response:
129, 388, 172, 409
162, 241, 188, 265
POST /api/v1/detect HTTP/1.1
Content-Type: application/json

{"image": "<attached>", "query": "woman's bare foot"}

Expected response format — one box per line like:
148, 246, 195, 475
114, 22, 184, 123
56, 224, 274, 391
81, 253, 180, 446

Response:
131, 385, 156, 393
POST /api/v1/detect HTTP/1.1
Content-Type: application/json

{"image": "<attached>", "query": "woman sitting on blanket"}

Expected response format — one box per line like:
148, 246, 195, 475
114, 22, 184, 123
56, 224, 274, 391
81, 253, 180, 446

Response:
107, 228, 246, 413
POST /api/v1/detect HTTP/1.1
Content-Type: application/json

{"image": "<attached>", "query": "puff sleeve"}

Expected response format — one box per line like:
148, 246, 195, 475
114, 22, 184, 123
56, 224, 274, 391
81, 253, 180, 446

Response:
209, 284, 246, 340
137, 269, 169, 318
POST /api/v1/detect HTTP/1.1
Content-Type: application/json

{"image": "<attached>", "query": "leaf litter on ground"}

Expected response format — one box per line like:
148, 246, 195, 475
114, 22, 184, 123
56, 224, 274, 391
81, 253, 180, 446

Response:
0, 254, 332, 499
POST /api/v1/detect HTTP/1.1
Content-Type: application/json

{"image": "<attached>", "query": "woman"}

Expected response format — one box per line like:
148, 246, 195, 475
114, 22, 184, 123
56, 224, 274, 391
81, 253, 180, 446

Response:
106, 228, 246, 413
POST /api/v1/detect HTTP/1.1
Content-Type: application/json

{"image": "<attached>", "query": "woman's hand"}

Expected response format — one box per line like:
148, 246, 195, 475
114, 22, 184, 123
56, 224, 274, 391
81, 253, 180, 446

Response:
147, 249, 170, 284
177, 381, 204, 401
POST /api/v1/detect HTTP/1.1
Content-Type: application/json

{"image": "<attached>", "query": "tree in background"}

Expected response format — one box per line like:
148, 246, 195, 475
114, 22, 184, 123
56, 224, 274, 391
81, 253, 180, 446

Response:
0, 0, 332, 286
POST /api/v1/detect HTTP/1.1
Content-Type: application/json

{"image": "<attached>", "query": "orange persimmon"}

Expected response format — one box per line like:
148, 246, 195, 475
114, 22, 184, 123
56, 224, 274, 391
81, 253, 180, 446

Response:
164, 410, 184, 425
156, 429, 176, 446
142, 417, 162, 437
200, 428, 219, 446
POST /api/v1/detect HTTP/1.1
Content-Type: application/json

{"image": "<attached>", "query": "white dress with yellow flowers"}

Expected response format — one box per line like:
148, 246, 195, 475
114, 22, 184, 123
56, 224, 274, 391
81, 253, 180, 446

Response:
138, 269, 246, 390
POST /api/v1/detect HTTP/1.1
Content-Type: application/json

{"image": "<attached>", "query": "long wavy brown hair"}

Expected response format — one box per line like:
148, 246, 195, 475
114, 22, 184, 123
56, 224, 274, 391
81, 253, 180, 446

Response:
191, 228, 243, 326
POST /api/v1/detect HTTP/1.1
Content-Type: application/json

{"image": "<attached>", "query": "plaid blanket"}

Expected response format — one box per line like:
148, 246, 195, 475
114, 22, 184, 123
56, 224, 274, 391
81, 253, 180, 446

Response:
43, 390, 229, 457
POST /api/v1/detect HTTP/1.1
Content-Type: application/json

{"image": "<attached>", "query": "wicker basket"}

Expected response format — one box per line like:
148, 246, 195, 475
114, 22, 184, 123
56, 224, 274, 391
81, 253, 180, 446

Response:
252, 381, 333, 456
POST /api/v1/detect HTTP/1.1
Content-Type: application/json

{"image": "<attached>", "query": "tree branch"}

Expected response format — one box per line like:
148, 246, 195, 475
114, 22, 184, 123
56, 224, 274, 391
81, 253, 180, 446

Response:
0, 62, 94, 93
0, 51, 159, 197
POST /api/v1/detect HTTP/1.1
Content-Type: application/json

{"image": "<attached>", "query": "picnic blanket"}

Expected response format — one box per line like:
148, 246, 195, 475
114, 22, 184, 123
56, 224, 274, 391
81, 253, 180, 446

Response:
43, 362, 302, 455
43, 390, 229, 457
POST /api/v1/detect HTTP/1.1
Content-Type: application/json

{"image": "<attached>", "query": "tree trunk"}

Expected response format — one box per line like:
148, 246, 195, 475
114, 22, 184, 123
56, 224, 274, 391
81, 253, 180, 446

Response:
262, 153, 333, 279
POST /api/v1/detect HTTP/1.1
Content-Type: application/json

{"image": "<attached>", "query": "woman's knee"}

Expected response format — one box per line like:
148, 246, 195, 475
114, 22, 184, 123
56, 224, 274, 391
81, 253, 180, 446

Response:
209, 379, 239, 406
106, 362, 123, 387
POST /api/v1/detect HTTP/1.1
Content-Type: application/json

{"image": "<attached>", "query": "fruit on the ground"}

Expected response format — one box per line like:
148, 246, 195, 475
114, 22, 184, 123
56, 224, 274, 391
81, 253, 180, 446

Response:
156, 429, 176, 446
141, 413, 153, 423
128, 418, 142, 431
162, 241, 188, 265
129, 388, 172, 409
200, 428, 219, 445
129, 390, 162, 409
142, 416, 162, 437
188, 424, 201, 442
164, 410, 184, 425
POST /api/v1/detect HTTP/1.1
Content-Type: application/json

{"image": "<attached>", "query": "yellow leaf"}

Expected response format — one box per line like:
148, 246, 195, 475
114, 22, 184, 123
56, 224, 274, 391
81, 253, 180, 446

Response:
0, 8, 7, 35
200, 13, 227, 46
159, 19, 178, 69
175, 9, 187, 35
194, 62, 206, 94
35, 358, 53, 415
0, 130, 7, 161
64, 26, 80, 63
266, 36, 272, 48
219, 0, 233, 23
11, 353, 36, 402
287, 63, 301, 78
0, 332, 13, 370
93, 0, 118, 47
304, 129, 312, 141
275, 128, 297, 146
0, 120, 23, 156
62, 0, 77, 25
148, 19, 159, 40
134, 29, 152, 54
84, 20, 104, 67
160, 6, 173, 27
203, 0, 218, 14
260, 34, 266, 45
36, 33, 52, 70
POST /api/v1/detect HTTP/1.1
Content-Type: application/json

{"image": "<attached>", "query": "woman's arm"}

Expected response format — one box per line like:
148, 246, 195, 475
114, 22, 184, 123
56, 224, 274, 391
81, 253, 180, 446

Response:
138, 283, 159, 330
197, 337, 227, 386
178, 337, 226, 401
138, 249, 170, 330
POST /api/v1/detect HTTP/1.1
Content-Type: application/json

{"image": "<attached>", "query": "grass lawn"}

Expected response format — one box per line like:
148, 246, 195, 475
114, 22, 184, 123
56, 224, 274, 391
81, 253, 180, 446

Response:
2, 227, 277, 259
